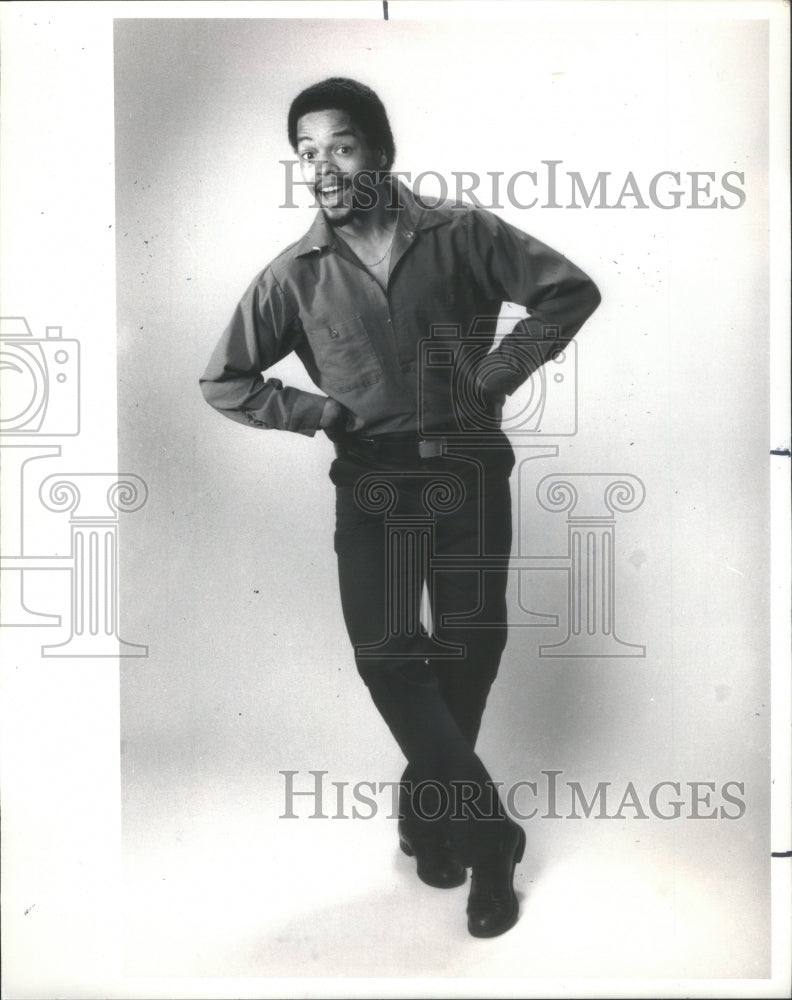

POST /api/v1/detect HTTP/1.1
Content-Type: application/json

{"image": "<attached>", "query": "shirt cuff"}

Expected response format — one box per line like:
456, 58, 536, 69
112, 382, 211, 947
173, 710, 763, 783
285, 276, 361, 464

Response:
291, 390, 329, 436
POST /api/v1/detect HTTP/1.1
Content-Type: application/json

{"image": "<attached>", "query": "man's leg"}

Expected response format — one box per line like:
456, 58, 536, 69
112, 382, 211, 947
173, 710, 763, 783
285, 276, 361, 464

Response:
394, 458, 524, 936
400, 459, 512, 839
334, 465, 515, 853
432, 463, 512, 743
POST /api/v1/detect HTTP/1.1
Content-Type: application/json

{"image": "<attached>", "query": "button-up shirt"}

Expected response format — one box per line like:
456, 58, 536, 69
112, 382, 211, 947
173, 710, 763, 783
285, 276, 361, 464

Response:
200, 183, 600, 436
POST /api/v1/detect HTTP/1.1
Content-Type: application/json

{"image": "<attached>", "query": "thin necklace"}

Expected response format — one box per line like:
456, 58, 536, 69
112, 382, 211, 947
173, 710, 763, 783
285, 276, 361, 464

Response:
345, 211, 400, 267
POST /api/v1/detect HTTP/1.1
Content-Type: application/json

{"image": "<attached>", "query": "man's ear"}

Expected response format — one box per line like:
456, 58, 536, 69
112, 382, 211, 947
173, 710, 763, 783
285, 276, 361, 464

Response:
378, 152, 387, 167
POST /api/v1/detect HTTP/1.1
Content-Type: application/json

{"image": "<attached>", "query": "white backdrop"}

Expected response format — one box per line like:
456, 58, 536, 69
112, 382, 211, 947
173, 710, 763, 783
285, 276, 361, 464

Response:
2, 3, 789, 998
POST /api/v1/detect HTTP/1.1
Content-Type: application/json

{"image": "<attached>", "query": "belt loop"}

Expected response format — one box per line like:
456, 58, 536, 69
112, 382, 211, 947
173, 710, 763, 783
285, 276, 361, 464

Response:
419, 438, 446, 459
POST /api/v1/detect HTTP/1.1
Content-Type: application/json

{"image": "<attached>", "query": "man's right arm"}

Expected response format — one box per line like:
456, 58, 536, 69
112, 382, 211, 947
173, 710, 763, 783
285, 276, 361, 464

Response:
199, 267, 330, 436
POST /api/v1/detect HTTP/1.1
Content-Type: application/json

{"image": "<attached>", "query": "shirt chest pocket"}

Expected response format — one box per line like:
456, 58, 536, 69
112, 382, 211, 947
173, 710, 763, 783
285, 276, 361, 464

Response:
303, 315, 382, 394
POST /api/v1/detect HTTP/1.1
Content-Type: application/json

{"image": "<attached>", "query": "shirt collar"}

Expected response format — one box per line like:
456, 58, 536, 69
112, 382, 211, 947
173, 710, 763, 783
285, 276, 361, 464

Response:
291, 180, 452, 259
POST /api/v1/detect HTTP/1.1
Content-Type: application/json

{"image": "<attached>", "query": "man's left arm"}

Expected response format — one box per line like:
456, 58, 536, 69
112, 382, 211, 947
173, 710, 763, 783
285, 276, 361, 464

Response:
467, 207, 601, 400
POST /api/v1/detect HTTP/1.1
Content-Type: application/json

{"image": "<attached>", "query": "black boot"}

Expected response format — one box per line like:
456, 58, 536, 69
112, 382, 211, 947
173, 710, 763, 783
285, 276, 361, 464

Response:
466, 821, 526, 937
399, 824, 467, 889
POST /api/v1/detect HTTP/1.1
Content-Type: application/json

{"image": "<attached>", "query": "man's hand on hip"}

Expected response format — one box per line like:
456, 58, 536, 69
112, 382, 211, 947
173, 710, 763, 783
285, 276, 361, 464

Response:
320, 397, 354, 439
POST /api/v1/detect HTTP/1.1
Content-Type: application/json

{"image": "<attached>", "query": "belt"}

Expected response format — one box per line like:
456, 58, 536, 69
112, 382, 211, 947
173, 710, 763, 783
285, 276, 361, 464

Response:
334, 433, 448, 464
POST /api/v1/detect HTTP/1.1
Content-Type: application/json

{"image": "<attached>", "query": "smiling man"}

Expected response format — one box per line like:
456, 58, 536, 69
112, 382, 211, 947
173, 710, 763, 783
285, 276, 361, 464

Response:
200, 77, 600, 938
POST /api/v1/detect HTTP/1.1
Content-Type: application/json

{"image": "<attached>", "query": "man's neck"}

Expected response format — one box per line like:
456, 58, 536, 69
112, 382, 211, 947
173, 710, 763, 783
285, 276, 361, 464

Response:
333, 184, 398, 240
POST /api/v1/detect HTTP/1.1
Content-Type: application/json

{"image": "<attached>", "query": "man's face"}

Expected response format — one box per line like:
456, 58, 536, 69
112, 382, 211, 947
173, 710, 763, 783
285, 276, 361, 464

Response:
295, 109, 383, 225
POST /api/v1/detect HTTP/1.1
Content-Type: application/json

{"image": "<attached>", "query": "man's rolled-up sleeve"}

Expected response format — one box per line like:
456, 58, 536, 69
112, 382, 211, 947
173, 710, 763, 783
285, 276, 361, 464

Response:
199, 268, 327, 435
468, 208, 601, 398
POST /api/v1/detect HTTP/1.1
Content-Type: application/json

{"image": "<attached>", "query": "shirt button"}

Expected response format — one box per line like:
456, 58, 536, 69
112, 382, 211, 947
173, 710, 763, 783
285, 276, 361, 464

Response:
329, 328, 339, 339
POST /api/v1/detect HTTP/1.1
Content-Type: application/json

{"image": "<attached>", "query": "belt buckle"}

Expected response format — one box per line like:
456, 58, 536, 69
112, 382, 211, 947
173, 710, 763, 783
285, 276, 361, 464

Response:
418, 437, 446, 459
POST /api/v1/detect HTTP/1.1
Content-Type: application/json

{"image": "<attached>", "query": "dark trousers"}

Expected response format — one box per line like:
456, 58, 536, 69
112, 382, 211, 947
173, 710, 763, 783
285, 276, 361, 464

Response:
330, 442, 514, 864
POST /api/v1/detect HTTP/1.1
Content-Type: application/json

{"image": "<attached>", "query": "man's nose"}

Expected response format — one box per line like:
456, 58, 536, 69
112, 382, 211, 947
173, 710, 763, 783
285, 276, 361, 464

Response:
315, 156, 342, 178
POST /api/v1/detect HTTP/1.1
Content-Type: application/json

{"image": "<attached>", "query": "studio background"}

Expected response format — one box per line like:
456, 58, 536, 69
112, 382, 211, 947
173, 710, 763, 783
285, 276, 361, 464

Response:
115, 16, 770, 980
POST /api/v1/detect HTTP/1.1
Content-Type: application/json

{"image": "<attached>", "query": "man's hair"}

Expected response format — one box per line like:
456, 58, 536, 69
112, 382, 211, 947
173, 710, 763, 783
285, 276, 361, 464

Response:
287, 77, 396, 170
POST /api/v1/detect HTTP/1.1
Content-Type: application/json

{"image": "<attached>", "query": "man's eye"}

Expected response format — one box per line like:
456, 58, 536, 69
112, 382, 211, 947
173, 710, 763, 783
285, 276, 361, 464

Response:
300, 151, 315, 161
337, 146, 353, 155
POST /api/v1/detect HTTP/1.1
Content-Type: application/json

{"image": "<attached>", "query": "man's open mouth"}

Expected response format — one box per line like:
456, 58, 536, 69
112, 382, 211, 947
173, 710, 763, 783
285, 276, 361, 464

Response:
317, 181, 348, 200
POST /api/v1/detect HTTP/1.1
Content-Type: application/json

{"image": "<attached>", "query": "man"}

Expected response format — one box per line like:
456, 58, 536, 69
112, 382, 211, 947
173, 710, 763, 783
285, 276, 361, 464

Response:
200, 77, 600, 938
